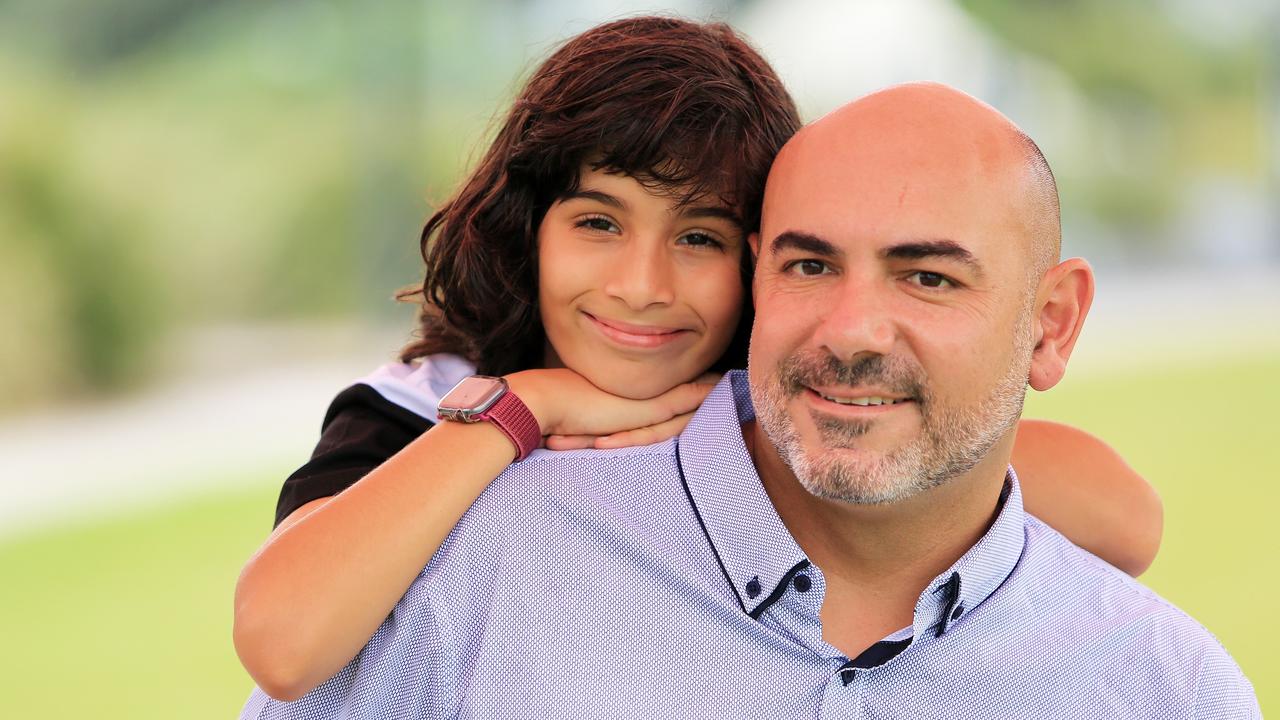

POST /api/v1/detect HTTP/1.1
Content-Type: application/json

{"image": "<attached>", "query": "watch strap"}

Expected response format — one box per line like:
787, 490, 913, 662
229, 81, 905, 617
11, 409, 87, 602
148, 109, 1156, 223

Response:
477, 390, 542, 461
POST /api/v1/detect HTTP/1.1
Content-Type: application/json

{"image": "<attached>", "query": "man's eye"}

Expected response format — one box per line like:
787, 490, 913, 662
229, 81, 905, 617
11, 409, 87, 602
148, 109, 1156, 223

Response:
676, 231, 724, 250
577, 216, 618, 233
909, 271, 953, 289
785, 259, 831, 276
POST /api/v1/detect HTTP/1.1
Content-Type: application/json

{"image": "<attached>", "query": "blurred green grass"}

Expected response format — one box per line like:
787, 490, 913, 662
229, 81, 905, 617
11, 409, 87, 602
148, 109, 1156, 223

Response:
1, 351, 1274, 717
0, 483, 274, 718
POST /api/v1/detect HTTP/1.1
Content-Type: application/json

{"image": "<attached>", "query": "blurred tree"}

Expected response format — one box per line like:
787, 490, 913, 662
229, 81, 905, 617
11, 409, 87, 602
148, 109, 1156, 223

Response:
959, 0, 1267, 236
0, 76, 167, 405
0, 0, 220, 69
0, 0, 439, 408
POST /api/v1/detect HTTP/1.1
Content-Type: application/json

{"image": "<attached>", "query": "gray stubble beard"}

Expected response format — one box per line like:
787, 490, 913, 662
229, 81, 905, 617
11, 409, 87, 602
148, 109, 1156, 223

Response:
749, 316, 1034, 505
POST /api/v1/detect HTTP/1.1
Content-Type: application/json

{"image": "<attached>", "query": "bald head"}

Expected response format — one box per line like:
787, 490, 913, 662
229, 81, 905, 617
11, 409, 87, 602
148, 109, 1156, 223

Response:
765, 82, 1061, 287
1012, 129, 1062, 280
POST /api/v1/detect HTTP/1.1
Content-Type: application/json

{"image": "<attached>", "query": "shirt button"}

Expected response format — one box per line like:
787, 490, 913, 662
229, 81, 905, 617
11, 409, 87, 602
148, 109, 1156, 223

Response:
951, 604, 964, 621
746, 576, 762, 599
792, 573, 812, 593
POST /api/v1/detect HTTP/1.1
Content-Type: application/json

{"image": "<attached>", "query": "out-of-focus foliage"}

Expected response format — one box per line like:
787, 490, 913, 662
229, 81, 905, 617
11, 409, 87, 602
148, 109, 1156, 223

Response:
0, 0, 446, 408
0, 0, 1274, 409
959, 0, 1270, 231
0, 59, 166, 402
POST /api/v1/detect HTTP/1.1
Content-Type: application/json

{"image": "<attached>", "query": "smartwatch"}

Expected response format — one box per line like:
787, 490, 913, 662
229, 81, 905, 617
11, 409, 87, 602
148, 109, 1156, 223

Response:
437, 375, 542, 461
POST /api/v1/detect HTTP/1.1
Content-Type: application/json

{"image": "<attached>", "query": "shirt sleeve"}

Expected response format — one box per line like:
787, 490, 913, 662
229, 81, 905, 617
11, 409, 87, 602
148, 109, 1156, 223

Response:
274, 383, 434, 527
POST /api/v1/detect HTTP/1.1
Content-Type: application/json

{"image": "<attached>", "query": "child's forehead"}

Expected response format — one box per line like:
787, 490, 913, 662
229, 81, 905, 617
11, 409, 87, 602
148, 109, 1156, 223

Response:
576, 161, 742, 221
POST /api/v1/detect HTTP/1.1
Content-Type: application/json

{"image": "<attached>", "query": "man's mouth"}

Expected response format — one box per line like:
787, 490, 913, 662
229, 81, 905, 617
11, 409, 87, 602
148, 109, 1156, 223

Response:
814, 392, 912, 407
778, 353, 927, 416
802, 384, 919, 413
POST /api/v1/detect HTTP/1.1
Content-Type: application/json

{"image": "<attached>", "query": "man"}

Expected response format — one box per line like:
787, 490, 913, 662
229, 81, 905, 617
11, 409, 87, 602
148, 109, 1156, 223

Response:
244, 83, 1258, 719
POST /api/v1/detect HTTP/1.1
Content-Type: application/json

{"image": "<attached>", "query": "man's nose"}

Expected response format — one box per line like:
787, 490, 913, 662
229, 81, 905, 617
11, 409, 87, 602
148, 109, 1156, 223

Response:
602, 239, 676, 311
811, 276, 896, 363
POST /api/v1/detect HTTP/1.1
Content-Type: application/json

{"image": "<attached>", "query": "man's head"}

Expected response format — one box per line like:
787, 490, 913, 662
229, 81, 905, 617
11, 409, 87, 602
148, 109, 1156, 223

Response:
748, 82, 1093, 504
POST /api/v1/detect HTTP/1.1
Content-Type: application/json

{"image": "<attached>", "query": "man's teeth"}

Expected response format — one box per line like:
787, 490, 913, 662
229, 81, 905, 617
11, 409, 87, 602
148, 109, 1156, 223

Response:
819, 394, 907, 406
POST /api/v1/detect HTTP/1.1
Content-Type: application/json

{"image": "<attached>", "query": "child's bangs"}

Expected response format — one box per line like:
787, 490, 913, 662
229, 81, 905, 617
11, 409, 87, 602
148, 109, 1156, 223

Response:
591, 123, 747, 222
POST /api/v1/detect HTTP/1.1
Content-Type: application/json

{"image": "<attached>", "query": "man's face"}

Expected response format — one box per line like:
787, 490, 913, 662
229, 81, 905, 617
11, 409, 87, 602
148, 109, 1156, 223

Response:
747, 97, 1039, 504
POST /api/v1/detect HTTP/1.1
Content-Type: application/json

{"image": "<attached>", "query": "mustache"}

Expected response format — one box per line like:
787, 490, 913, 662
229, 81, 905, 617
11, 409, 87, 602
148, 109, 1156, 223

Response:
776, 352, 926, 401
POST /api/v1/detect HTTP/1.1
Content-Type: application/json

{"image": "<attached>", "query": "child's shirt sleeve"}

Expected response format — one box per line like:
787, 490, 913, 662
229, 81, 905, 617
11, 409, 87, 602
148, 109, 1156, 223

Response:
273, 383, 433, 527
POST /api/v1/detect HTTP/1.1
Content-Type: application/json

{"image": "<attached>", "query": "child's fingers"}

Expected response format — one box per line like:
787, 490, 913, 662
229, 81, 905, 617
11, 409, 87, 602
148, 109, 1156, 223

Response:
545, 434, 598, 451
594, 412, 694, 449
655, 380, 717, 418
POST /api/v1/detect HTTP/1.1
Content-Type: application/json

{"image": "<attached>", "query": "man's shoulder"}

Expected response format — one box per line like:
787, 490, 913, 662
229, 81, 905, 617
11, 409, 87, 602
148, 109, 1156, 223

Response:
1016, 515, 1258, 714
486, 439, 685, 511
1020, 514, 1213, 638
423, 439, 697, 578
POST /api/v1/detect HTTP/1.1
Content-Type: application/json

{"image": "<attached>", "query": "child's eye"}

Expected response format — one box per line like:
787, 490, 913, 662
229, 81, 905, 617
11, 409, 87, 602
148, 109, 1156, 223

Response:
576, 216, 619, 233
676, 231, 724, 250
784, 259, 832, 276
908, 271, 954, 289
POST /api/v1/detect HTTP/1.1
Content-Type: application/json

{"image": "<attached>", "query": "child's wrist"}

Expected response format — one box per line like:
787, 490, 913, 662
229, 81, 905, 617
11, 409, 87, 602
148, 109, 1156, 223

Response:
503, 371, 556, 434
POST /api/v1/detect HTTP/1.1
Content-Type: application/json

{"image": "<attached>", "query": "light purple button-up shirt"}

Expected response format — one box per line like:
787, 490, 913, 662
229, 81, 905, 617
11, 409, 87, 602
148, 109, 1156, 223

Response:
243, 371, 1258, 719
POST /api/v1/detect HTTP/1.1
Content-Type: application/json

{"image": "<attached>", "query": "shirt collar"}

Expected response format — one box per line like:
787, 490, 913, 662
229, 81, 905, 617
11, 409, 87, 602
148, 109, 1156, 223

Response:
908, 470, 1026, 644
676, 371, 809, 618
678, 370, 1027, 645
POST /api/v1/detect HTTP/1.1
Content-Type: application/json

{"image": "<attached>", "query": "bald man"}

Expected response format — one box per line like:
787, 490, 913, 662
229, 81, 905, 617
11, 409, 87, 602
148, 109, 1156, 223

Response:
246, 84, 1258, 719
747, 81, 1089, 659
743, 82, 1258, 716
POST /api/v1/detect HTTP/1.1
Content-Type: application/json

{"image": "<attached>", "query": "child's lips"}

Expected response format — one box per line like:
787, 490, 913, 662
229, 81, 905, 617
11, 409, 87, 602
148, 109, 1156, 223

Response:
584, 312, 692, 349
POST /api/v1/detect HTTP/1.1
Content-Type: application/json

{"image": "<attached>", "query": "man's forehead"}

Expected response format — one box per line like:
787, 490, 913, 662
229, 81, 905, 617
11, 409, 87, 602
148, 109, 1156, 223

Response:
775, 87, 1021, 187
760, 83, 1036, 253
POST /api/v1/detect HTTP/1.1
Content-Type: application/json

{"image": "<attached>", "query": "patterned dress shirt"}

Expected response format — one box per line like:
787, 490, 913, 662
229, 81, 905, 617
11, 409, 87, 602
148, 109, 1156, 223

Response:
242, 371, 1259, 719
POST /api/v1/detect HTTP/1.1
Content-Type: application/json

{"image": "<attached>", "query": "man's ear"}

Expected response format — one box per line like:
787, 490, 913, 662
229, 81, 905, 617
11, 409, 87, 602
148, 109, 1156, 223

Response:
1028, 257, 1094, 392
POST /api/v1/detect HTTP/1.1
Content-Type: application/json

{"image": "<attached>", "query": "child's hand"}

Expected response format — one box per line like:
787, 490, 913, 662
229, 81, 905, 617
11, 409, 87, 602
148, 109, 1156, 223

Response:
544, 408, 695, 450
507, 369, 720, 449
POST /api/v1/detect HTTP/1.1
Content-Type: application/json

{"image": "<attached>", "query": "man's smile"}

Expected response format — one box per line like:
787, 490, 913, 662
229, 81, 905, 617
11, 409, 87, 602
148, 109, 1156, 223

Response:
802, 385, 917, 415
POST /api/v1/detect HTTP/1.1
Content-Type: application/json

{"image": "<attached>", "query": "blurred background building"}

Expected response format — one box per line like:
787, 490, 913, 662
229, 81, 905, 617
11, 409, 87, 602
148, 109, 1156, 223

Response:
0, 0, 1276, 716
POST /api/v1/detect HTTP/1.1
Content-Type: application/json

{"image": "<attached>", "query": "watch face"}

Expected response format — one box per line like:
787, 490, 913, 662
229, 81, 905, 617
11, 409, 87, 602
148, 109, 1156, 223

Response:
438, 376, 508, 421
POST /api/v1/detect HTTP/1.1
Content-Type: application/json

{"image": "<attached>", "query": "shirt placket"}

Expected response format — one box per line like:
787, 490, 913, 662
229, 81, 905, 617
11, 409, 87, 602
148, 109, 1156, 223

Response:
819, 664, 868, 719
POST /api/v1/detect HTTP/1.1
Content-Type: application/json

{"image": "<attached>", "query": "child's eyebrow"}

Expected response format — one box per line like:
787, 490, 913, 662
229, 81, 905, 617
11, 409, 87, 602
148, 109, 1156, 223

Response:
562, 189, 626, 210
681, 205, 741, 226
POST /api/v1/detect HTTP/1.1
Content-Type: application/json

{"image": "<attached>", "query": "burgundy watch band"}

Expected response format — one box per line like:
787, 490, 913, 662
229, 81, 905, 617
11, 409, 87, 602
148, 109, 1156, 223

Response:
477, 390, 542, 461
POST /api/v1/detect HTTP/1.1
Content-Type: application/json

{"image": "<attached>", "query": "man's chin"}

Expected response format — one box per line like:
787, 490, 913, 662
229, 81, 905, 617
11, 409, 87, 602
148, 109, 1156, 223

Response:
785, 440, 934, 505
799, 422, 919, 461
794, 466, 917, 506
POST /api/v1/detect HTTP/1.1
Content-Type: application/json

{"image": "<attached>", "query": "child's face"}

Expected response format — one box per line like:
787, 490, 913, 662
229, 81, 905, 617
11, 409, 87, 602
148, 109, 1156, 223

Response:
537, 165, 746, 400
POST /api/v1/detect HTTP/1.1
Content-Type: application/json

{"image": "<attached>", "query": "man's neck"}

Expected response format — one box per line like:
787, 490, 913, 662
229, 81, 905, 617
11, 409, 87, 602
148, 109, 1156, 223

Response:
744, 421, 1013, 650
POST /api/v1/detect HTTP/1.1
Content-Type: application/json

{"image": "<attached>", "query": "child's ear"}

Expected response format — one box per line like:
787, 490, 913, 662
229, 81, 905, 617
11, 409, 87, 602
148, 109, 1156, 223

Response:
1028, 257, 1095, 392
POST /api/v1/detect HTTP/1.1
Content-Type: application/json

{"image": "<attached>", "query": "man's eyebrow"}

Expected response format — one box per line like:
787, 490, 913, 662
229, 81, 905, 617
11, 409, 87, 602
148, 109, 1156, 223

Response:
883, 240, 985, 276
769, 231, 841, 258
561, 189, 625, 210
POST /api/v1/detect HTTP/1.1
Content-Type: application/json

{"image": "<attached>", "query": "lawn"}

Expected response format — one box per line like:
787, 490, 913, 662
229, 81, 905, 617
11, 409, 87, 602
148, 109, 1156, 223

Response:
1, 351, 1274, 717
0, 483, 274, 718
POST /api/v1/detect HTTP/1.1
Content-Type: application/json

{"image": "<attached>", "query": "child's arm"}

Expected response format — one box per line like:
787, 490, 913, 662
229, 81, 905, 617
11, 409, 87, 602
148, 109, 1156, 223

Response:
1011, 418, 1162, 576
233, 370, 712, 701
